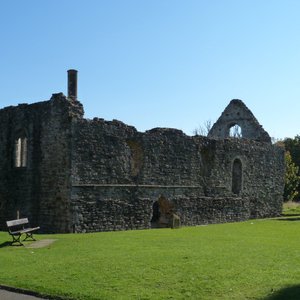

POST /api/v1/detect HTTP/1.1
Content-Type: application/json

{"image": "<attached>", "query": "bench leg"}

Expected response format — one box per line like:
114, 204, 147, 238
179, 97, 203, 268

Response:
11, 234, 23, 246
23, 232, 36, 242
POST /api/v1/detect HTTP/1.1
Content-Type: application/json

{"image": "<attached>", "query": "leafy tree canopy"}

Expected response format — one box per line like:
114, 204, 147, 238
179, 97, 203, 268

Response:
279, 135, 300, 201
284, 135, 300, 168
284, 151, 300, 202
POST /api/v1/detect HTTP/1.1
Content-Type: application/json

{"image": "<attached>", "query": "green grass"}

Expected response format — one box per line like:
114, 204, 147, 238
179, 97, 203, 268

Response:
1, 218, 300, 300
282, 201, 300, 216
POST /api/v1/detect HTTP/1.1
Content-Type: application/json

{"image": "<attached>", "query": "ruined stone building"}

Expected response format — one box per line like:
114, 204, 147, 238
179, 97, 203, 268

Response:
0, 70, 285, 233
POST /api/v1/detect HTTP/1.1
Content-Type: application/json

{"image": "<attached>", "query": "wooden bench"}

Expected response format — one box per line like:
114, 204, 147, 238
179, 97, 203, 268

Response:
6, 218, 40, 246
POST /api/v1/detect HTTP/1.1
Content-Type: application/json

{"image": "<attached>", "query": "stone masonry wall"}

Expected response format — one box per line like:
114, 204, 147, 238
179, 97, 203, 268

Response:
38, 94, 83, 232
0, 94, 83, 232
70, 117, 283, 232
0, 95, 285, 233
71, 186, 250, 232
0, 103, 39, 228
208, 99, 271, 142
207, 139, 285, 217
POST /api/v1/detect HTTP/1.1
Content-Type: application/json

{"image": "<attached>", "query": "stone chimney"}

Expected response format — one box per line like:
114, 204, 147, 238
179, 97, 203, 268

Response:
67, 69, 78, 100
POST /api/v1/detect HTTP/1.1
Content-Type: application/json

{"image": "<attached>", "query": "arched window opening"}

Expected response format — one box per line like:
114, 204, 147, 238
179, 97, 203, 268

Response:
229, 124, 242, 138
232, 158, 242, 195
15, 137, 27, 167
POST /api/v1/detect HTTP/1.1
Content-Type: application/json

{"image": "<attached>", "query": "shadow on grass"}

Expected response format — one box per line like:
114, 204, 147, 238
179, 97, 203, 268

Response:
0, 241, 11, 248
281, 213, 300, 217
276, 217, 300, 221
263, 285, 300, 300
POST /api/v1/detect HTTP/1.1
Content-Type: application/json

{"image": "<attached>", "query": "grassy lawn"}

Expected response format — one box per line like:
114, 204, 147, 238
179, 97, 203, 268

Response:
1, 218, 300, 300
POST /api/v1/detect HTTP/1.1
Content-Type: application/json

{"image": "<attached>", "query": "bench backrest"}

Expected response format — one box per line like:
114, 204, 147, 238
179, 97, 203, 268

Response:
6, 218, 29, 228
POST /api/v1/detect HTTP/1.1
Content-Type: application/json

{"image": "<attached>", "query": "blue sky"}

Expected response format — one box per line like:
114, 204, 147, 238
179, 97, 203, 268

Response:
1, 1, 300, 139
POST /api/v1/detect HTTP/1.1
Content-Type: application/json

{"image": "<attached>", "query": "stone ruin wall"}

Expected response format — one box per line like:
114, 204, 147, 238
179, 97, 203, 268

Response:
208, 99, 271, 142
0, 94, 83, 233
0, 103, 37, 228
70, 116, 284, 233
208, 139, 284, 218
0, 94, 285, 233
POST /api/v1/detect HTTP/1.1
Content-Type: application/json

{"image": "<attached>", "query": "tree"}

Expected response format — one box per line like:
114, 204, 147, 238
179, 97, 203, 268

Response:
284, 151, 300, 202
282, 135, 300, 201
193, 120, 213, 136
284, 135, 300, 168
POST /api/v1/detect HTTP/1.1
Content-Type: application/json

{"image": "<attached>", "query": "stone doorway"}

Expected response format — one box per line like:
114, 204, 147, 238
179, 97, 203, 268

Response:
151, 196, 174, 228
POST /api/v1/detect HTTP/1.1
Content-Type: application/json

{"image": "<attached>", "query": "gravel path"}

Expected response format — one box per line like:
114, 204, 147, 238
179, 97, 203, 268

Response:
0, 288, 48, 300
